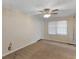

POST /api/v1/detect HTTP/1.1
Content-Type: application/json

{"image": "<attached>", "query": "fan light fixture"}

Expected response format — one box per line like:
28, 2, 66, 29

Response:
39, 8, 58, 18
43, 14, 51, 18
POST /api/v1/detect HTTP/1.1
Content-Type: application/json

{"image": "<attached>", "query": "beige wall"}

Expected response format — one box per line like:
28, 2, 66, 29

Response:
44, 16, 76, 44
2, 8, 44, 56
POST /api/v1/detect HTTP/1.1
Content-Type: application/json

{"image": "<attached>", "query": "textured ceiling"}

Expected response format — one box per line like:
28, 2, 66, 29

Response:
3, 0, 76, 17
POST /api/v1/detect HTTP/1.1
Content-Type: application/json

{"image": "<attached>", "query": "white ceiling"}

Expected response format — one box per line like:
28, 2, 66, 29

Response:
3, 0, 76, 17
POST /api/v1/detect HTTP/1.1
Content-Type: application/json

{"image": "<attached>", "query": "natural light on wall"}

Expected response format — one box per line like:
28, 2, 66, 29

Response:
48, 20, 67, 35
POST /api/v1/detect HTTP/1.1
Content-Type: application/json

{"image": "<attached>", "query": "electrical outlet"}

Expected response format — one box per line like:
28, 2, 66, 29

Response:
8, 42, 12, 51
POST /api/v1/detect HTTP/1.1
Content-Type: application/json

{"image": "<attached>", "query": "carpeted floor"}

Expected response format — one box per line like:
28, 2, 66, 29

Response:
3, 40, 76, 59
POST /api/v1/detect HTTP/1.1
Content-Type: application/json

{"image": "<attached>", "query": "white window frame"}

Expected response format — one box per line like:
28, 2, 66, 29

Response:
48, 20, 67, 35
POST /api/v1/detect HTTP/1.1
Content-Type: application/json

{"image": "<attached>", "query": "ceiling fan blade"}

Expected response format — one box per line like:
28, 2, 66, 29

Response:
39, 10, 44, 12
51, 13, 58, 14
44, 8, 50, 12
52, 9, 59, 12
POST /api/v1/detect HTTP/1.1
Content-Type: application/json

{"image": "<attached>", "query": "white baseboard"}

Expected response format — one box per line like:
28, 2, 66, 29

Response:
2, 40, 38, 57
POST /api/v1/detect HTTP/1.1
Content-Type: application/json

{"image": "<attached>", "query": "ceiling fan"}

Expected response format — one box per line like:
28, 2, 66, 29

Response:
39, 8, 59, 18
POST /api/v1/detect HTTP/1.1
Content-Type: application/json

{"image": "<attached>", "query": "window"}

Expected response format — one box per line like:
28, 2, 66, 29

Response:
48, 20, 67, 35
48, 22, 56, 34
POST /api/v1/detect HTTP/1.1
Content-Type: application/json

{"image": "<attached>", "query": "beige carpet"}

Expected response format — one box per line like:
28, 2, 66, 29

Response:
3, 40, 76, 59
